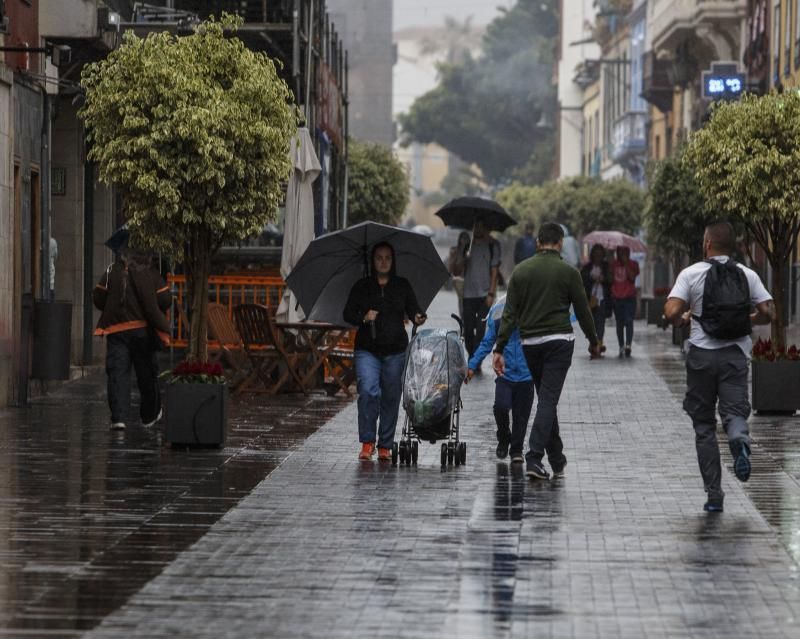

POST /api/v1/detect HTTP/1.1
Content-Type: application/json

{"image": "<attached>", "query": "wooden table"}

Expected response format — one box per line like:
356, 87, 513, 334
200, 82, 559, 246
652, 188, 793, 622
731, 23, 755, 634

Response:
275, 321, 354, 396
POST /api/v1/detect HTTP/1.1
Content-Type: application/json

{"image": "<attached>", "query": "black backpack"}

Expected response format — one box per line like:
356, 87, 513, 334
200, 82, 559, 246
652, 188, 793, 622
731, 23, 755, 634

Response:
693, 259, 751, 340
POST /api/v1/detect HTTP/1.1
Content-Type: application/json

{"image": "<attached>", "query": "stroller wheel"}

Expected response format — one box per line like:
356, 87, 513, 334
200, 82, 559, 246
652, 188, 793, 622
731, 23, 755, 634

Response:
392, 442, 398, 467
447, 443, 455, 466
459, 442, 467, 466
398, 441, 407, 465
440, 443, 447, 468
411, 441, 418, 466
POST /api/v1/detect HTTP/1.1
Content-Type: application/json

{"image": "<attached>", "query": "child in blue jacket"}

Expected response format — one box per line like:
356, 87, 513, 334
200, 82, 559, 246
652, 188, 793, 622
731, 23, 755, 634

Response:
466, 295, 533, 462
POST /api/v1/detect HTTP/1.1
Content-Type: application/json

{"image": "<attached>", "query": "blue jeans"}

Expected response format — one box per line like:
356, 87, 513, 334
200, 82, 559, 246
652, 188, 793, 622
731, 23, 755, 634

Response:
613, 297, 636, 347
355, 350, 406, 449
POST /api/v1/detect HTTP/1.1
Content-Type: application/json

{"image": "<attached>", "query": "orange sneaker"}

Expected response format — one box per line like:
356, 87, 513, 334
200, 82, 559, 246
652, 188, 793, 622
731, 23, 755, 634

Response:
377, 447, 392, 461
359, 443, 375, 460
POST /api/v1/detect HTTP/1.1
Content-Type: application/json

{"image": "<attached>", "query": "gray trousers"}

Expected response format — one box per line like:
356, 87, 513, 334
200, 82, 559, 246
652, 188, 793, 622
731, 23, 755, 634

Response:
683, 345, 751, 500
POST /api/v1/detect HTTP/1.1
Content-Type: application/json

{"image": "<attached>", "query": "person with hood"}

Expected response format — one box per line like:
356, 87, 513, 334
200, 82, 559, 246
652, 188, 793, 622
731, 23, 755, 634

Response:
465, 295, 533, 463
343, 242, 427, 461
581, 243, 612, 354
93, 247, 172, 430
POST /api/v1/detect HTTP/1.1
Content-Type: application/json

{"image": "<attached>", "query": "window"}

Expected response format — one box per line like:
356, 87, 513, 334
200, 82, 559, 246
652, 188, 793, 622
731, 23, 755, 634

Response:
786, 1, 792, 75
794, 0, 800, 70
654, 135, 661, 160
774, 2, 782, 82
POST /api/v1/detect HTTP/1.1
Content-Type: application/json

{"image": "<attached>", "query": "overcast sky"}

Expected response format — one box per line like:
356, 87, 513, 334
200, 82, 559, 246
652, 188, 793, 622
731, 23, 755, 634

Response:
393, 0, 515, 31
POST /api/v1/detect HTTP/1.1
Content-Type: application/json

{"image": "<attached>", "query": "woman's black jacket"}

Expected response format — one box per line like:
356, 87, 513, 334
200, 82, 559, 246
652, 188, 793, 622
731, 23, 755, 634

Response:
343, 275, 423, 356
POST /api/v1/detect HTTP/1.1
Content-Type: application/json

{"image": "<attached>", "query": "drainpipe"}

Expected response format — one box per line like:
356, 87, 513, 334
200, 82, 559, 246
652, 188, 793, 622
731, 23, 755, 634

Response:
39, 84, 51, 299
82, 159, 94, 365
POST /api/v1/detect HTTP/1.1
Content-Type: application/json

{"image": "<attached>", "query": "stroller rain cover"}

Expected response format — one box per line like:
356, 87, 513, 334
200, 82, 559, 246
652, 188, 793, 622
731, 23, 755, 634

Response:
403, 328, 467, 433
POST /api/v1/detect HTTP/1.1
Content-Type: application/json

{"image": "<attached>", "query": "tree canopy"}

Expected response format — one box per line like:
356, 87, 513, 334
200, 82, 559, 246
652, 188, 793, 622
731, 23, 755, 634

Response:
347, 140, 409, 227
497, 177, 644, 237
645, 148, 707, 264
684, 91, 800, 348
398, 0, 558, 186
81, 15, 297, 360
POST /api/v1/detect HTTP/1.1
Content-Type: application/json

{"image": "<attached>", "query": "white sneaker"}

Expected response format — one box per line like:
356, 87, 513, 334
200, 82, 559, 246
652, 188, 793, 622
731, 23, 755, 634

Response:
110, 422, 126, 430
142, 408, 163, 428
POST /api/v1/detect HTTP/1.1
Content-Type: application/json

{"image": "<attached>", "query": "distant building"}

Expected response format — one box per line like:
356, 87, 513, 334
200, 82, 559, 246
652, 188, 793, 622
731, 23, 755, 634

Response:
328, 0, 394, 146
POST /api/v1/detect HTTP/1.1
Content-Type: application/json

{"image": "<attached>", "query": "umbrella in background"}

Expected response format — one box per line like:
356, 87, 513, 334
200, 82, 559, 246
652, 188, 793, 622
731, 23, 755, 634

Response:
582, 230, 646, 254
435, 196, 516, 232
286, 221, 450, 325
275, 127, 321, 324
104, 223, 129, 252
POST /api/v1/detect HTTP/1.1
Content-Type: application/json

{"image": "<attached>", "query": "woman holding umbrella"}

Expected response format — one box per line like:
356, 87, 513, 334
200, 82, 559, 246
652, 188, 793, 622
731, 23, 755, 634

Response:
343, 242, 428, 461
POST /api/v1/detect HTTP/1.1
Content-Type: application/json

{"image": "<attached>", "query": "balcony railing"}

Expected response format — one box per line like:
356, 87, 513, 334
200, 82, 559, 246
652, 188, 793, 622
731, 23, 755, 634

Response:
612, 111, 647, 163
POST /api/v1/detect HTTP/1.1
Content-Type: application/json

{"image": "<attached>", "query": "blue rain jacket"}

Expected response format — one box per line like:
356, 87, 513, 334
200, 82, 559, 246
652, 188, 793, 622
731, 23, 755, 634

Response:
467, 296, 531, 383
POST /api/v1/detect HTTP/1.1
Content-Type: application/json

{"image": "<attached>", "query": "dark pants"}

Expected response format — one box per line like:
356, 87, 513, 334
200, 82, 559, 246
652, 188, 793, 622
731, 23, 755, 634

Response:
683, 345, 751, 501
522, 340, 574, 468
106, 329, 161, 425
613, 297, 636, 347
592, 305, 606, 343
493, 377, 535, 456
463, 296, 489, 358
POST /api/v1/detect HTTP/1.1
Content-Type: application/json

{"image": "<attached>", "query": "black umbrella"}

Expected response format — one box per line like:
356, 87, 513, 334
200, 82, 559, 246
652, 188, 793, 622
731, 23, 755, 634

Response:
286, 221, 450, 325
105, 223, 129, 252
435, 196, 516, 232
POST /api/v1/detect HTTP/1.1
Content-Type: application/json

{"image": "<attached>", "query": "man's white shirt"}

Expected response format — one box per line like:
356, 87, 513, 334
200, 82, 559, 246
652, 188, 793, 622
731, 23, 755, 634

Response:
668, 256, 772, 357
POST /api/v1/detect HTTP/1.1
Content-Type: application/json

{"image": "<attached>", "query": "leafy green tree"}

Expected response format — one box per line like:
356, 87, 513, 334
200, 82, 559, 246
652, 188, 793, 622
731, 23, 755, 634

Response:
81, 15, 297, 362
645, 149, 707, 267
398, 0, 558, 186
684, 92, 800, 349
497, 176, 643, 237
347, 140, 409, 227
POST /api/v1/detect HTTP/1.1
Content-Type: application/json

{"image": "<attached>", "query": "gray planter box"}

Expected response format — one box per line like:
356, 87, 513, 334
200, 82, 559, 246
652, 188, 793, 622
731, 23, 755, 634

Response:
165, 382, 227, 446
647, 296, 667, 326
752, 360, 800, 414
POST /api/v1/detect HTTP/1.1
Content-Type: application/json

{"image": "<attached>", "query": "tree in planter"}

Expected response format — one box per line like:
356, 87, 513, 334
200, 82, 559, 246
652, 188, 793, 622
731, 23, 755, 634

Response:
684, 92, 800, 350
80, 15, 297, 362
347, 140, 409, 227
645, 147, 707, 271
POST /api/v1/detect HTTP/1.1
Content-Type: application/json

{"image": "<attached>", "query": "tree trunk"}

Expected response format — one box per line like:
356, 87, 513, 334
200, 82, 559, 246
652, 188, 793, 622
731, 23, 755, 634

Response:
770, 258, 787, 352
187, 233, 212, 363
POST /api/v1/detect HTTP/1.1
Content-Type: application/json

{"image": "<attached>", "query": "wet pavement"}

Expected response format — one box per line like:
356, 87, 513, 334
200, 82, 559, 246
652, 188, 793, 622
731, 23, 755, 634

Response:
1, 290, 800, 637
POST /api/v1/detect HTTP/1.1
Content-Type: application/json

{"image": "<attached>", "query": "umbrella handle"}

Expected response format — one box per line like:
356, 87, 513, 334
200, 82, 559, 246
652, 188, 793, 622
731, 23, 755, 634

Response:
451, 313, 464, 337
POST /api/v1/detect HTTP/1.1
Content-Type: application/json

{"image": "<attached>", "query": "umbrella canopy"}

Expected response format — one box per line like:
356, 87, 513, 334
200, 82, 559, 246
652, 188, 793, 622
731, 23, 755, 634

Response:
435, 196, 516, 232
276, 128, 321, 324
582, 230, 646, 254
105, 223, 129, 252
286, 221, 450, 325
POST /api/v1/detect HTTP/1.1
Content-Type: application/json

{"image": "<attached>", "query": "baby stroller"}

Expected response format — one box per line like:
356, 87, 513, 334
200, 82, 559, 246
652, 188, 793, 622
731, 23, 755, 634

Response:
393, 314, 467, 468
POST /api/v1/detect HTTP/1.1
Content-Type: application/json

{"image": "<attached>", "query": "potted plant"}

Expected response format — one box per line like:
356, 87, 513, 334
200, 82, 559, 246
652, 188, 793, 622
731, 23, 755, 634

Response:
164, 361, 228, 445
751, 338, 800, 414
685, 92, 800, 408
80, 14, 297, 365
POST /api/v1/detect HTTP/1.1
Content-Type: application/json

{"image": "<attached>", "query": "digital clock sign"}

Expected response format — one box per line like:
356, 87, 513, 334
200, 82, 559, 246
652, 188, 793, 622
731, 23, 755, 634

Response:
702, 63, 745, 101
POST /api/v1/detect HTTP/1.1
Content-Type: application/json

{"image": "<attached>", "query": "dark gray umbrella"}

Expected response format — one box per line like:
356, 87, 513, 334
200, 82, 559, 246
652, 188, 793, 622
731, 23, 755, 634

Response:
286, 221, 450, 325
435, 196, 516, 232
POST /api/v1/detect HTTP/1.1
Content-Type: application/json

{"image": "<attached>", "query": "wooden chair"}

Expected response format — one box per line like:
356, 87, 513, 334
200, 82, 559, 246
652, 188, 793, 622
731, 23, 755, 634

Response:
207, 303, 249, 391
323, 329, 357, 397
233, 303, 306, 395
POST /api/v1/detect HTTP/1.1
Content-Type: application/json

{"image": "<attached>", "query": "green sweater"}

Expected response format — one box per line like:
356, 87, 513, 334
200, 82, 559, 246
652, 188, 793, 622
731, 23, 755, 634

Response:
495, 249, 598, 353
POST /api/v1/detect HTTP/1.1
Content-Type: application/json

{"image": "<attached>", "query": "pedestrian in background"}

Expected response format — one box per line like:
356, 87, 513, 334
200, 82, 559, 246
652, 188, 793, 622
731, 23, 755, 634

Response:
513, 222, 536, 265
494, 222, 600, 480
581, 243, 611, 354
448, 230, 471, 319
611, 245, 639, 357
559, 224, 580, 268
465, 294, 533, 463
93, 248, 171, 430
664, 221, 773, 513
343, 242, 427, 462
461, 217, 501, 361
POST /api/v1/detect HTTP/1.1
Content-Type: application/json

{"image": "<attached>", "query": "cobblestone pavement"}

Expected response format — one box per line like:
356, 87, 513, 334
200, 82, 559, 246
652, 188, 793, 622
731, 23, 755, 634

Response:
69, 290, 799, 639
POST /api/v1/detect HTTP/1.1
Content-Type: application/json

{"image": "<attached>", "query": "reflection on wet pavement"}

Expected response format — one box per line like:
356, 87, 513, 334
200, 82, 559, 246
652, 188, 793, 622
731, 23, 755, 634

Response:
0, 373, 349, 634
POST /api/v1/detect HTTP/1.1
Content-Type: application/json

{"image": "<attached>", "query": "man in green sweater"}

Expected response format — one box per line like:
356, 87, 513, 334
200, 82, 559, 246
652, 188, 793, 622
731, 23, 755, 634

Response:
493, 222, 601, 480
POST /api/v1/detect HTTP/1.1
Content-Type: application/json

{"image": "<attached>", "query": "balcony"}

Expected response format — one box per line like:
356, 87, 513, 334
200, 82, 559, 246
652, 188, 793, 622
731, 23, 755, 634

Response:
649, 0, 746, 59
612, 111, 647, 164
641, 51, 673, 112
